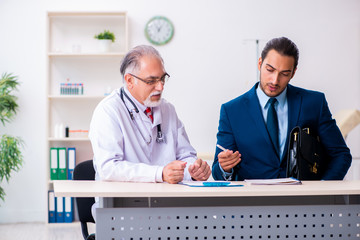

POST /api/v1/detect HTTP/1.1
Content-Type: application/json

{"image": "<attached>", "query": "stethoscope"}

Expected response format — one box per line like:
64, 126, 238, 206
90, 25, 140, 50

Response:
120, 87, 165, 144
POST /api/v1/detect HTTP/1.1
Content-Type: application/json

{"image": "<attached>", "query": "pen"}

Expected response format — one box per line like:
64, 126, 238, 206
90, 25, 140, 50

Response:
216, 144, 227, 151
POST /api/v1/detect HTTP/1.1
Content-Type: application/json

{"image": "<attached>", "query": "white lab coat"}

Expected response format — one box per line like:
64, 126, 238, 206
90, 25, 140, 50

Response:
89, 87, 197, 183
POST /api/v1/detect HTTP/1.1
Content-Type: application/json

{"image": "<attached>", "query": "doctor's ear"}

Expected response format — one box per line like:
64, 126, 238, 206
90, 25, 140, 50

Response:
124, 74, 134, 89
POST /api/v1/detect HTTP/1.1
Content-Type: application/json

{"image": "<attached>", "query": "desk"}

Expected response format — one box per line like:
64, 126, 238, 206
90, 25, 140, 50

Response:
54, 180, 360, 239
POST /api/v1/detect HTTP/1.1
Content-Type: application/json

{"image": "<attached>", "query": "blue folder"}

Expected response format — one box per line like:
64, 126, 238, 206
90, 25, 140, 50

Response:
48, 191, 56, 223
56, 197, 65, 223
67, 148, 76, 180
64, 197, 73, 223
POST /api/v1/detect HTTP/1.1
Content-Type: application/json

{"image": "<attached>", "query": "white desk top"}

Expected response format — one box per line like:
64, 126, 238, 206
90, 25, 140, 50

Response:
53, 180, 360, 198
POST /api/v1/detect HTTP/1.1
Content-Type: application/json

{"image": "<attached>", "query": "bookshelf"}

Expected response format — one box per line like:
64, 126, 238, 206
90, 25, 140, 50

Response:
46, 11, 128, 223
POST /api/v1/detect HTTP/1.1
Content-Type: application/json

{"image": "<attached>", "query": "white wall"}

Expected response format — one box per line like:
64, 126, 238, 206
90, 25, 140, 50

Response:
0, 0, 359, 223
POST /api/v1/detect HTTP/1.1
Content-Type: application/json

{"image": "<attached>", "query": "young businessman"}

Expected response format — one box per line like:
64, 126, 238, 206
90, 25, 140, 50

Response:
89, 45, 211, 184
212, 37, 351, 181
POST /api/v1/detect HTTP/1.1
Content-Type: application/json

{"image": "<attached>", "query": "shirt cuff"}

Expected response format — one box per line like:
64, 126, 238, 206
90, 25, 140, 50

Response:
219, 164, 233, 181
155, 166, 164, 182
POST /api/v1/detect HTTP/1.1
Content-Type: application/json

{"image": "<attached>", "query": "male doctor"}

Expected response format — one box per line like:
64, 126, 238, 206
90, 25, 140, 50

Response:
89, 45, 211, 185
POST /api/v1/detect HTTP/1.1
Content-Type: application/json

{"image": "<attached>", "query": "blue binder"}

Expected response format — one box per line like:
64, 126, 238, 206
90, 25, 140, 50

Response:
64, 197, 73, 223
67, 148, 76, 180
56, 197, 65, 223
48, 191, 56, 223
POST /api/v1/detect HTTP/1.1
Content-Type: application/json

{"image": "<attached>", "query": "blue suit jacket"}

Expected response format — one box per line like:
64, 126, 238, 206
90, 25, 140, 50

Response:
212, 83, 352, 180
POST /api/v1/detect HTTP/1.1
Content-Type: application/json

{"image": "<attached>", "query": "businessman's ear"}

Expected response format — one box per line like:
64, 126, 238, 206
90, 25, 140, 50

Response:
291, 67, 297, 79
258, 57, 263, 71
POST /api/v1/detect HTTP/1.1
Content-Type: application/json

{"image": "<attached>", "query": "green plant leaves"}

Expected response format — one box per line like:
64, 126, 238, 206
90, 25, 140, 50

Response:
0, 135, 23, 201
94, 30, 115, 42
0, 72, 23, 203
0, 73, 19, 126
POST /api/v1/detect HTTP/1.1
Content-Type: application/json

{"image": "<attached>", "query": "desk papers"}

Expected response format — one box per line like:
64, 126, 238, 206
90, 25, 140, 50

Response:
244, 178, 302, 185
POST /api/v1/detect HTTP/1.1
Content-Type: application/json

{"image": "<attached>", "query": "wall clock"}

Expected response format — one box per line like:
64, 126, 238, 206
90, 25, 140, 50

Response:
145, 16, 174, 46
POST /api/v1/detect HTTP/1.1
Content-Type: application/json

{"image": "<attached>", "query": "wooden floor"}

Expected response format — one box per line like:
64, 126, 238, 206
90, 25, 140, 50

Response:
0, 222, 95, 240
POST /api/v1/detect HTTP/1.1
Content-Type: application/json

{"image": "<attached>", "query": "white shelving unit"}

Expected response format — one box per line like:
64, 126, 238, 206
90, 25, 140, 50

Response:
46, 11, 128, 222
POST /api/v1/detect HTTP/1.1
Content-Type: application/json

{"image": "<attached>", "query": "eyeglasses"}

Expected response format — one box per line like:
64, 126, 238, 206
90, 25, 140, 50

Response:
129, 73, 170, 86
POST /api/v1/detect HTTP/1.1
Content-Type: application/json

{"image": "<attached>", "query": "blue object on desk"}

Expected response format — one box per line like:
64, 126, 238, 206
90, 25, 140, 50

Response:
203, 182, 231, 187
180, 181, 243, 187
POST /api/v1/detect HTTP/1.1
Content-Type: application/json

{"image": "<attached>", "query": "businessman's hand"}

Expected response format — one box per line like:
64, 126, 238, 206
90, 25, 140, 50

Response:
188, 158, 211, 181
163, 160, 187, 184
218, 150, 241, 172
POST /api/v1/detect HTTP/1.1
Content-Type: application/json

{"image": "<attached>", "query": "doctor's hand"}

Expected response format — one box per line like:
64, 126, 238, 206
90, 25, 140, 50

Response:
218, 150, 241, 173
162, 160, 187, 184
188, 158, 211, 181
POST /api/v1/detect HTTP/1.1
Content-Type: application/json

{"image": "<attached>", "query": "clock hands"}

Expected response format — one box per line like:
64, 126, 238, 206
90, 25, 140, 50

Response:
154, 21, 162, 33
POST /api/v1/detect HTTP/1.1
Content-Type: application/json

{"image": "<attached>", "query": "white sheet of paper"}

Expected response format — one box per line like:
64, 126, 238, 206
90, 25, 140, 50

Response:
244, 178, 301, 185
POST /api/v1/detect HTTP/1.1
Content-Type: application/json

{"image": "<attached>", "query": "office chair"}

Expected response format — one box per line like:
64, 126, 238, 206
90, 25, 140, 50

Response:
334, 109, 360, 180
334, 109, 360, 139
73, 160, 96, 240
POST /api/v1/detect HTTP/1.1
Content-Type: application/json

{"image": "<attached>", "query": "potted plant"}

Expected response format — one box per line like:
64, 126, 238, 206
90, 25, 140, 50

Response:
94, 30, 115, 52
0, 73, 23, 202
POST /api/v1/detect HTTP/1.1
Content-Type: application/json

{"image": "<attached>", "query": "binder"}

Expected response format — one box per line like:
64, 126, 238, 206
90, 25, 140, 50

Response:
67, 148, 76, 180
50, 148, 58, 180
58, 148, 67, 180
64, 197, 73, 223
56, 196, 64, 223
48, 191, 56, 223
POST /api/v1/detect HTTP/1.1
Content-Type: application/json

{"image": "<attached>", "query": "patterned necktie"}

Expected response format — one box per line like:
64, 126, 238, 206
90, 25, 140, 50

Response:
144, 107, 153, 123
267, 98, 279, 155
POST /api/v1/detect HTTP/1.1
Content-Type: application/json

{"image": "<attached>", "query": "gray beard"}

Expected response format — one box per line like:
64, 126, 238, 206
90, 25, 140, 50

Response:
143, 91, 162, 107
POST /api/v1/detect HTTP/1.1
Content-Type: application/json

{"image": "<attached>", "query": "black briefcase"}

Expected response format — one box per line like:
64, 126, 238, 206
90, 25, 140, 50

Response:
286, 126, 326, 180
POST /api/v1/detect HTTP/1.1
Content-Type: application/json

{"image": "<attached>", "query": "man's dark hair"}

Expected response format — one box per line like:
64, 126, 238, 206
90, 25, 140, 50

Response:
261, 37, 299, 70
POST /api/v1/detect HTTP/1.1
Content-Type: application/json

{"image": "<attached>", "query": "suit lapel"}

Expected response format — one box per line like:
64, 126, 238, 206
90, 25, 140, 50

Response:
244, 83, 277, 156
287, 85, 302, 135
282, 84, 302, 162
242, 84, 303, 162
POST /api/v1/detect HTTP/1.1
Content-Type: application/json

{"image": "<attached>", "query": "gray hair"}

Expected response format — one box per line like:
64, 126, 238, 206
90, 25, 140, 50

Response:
120, 45, 164, 80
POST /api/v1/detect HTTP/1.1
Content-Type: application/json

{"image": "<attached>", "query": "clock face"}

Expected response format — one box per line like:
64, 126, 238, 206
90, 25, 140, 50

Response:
145, 16, 174, 46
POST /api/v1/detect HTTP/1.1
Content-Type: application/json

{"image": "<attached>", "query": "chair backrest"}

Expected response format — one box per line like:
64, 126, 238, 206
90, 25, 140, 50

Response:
334, 109, 360, 139
73, 159, 96, 236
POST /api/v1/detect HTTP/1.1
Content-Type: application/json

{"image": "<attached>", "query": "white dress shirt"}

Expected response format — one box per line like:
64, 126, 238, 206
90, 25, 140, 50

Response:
89, 87, 197, 183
